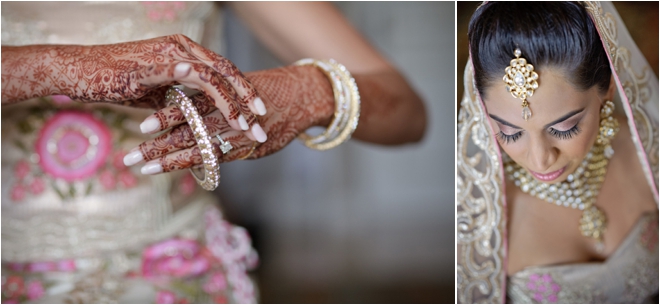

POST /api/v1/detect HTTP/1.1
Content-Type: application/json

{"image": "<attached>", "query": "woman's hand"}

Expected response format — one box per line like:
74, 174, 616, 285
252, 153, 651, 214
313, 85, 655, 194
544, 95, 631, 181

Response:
123, 65, 336, 174
1, 34, 268, 139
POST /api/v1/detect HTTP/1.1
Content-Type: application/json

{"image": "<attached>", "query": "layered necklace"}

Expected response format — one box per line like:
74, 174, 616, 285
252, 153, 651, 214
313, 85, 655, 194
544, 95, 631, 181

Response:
504, 101, 619, 247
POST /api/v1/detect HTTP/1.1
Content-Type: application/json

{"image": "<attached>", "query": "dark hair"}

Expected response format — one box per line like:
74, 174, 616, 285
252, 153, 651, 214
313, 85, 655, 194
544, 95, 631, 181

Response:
468, 2, 611, 99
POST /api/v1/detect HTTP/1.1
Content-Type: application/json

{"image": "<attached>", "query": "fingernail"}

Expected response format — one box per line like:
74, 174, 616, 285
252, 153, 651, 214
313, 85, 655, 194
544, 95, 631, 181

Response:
141, 160, 163, 175
254, 97, 267, 115
252, 123, 267, 143
140, 116, 160, 134
123, 150, 144, 166
238, 115, 249, 131
174, 62, 191, 78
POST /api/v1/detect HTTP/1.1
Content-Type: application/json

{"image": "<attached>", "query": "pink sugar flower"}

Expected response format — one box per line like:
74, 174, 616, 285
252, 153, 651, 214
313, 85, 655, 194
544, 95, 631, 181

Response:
147, 10, 162, 21
533, 292, 544, 303
11, 184, 26, 201
99, 170, 116, 190
156, 290, 176, 304
36, 111, 112, 182
142, 239, 211, 279
15, 160, 31, 180
30, 177, 46, 194
2, 276, 24, 299
203, 272, 228, 294
119, 171, 138, 188
26, 281, 44, 300
113, 150, 128, 170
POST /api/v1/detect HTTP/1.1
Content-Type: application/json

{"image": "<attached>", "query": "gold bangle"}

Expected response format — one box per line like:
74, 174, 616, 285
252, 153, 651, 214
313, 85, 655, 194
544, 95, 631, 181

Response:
237, 142, 258, 160
293, 59, 360, 150
166, 87, 220, 191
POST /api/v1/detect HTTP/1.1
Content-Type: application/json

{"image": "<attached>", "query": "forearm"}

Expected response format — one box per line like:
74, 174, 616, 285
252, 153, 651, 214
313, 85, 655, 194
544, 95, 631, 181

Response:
351, 69, 427, 144
1, 45, 89, 104
246, 65, 426, 146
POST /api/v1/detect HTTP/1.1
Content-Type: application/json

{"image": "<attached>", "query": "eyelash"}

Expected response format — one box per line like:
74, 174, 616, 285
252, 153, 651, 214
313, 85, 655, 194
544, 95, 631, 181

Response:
497, 123, 581, 144
497, 130, 523, 144
548, 124, 581, 140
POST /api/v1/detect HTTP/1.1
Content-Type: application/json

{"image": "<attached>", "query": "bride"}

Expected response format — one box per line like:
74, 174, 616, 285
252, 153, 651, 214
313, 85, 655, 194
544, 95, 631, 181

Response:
457, 2, 658, 303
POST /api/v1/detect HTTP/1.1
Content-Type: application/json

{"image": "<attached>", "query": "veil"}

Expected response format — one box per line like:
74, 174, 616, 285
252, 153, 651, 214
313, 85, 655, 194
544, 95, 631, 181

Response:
456, 2, 659, 303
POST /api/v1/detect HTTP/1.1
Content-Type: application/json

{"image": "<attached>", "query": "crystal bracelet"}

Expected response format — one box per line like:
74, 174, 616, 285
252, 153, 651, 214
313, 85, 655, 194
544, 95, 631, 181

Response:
166, 87, 220, 191
294, 59, 361, 150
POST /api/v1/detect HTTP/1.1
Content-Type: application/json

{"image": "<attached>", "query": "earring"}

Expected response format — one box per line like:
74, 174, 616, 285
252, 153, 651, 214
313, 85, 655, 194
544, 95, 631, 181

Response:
597, 100, 619, 159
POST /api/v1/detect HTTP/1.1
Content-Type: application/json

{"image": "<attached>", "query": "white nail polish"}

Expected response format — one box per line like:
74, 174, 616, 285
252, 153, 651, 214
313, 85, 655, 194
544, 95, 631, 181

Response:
254, 97, 267, 115
252, 123, 268, 143
174, 62, 191, 78
238, 115, 249, 131
123, 150, 144, 166
141, 161, 163, 175
140, 116, 161, 134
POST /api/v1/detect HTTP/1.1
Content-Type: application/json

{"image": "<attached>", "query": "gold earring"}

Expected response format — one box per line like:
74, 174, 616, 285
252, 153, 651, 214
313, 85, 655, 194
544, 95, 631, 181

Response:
597, 100, 619, 158
503, 48, 539, 121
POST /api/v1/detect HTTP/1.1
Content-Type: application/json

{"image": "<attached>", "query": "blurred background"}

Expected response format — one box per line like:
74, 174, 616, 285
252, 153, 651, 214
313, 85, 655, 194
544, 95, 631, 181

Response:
457, 1, 659, 109
213, 2, 454, 303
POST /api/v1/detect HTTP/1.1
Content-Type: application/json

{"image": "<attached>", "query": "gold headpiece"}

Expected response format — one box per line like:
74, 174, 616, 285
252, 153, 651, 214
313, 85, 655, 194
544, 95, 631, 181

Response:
503, 48, 539, 121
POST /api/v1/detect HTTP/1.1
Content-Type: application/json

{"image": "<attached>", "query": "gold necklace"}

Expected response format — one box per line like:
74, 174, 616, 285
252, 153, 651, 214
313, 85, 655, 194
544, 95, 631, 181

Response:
504, 101, 619, 246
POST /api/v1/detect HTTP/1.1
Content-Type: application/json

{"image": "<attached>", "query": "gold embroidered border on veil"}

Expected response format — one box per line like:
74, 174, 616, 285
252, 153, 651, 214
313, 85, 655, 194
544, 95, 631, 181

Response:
456, 2, 659, 303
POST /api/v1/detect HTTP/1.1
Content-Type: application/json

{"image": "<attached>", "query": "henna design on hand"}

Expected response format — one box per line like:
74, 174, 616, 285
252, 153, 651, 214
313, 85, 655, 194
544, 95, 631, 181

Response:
137, 65, 335, 172
2, 34, 265, 132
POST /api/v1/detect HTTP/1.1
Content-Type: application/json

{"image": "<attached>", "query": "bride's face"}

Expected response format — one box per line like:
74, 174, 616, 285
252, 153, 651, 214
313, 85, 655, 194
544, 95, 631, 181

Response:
483, 68, 610, 184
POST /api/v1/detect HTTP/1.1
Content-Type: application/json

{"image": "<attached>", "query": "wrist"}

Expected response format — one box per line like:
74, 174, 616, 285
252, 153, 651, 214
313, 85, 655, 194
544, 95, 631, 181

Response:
302, 65, 335, 127
245, 65, 335, 128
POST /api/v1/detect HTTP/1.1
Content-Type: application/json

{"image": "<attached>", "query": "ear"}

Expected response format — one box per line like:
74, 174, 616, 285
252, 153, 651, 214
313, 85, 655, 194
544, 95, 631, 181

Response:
602, 75, 616, 105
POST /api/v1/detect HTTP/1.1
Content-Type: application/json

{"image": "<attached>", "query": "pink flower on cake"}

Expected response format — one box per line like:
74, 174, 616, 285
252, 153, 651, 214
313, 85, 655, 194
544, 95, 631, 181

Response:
99, 169, 116, 190
14, 160, 31, 180
113, 150, 128, 170
10, 184, 26, 201
2, 276, 24, 299
142, 238, 211, 278
36, 111, 112, 182
26, 280, 44, 300
118, 171, 138, 188
203, 272, 228, 294
29, 177, 46, 195
156, 290, 176, 304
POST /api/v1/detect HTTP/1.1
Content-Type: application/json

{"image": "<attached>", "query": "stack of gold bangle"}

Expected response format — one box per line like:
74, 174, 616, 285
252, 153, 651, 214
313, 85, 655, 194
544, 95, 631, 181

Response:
294, 59, 361, 151
166, 87, 220, 191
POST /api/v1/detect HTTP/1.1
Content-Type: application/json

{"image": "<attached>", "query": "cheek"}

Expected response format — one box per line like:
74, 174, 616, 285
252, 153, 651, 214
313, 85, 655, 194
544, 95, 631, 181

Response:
497, 141, 526, 162
561, 116, 601, 160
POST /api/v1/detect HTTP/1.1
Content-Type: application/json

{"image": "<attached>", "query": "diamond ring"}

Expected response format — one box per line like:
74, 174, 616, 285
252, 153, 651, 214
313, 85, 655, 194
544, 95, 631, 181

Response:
216, 134, 233, 154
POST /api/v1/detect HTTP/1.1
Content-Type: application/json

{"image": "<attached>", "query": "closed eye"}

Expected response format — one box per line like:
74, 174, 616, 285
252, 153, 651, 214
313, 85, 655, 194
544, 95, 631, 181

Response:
548, 124, 580, 140
497, 130, 523, 144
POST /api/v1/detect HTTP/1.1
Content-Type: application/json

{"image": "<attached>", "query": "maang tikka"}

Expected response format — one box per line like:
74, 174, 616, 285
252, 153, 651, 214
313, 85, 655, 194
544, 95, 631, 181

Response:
503, 48, 539, 121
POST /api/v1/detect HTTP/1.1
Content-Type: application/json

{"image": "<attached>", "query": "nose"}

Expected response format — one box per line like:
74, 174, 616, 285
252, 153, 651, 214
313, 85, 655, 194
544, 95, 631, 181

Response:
527, 136, 558, 172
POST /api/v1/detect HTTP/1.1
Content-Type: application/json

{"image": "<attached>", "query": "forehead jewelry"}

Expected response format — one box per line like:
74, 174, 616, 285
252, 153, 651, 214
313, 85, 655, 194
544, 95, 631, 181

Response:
503, 48, 539, 121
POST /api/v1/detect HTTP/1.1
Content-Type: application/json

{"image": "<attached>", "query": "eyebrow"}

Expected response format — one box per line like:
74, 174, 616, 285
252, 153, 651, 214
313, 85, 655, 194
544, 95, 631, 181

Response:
542, 108, 585, 129
489, 108, 585, 130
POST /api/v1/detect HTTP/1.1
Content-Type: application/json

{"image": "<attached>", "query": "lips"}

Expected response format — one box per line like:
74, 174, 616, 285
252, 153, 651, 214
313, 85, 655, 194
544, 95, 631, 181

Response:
529, 166, 566, 182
